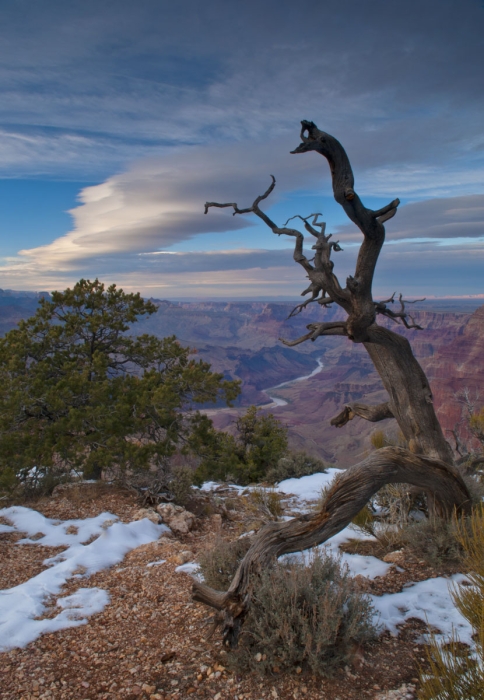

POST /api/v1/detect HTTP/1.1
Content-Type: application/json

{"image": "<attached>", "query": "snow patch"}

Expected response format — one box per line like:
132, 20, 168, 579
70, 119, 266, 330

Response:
371, 574, 473, 644
281, 525, 391, 580
0, 506, 169, 651
175, 562, 200, 574
277, 468, 342, 502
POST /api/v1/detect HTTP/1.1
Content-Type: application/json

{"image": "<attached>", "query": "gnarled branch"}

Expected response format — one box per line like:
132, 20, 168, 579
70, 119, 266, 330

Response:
374, 293, 425, 330
279, 321, 347, 346
193, 446, 471, 648
330, 401, 394, 428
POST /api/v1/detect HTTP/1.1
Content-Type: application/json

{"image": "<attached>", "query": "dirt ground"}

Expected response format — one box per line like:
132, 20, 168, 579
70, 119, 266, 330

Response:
0, 484, 436, 700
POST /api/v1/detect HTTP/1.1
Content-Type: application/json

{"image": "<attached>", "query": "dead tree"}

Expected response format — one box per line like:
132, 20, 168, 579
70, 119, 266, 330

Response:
194, 121, 472, 648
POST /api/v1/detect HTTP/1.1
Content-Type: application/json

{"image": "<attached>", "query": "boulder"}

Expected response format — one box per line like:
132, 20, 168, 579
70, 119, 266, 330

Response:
156, 503, 196, 535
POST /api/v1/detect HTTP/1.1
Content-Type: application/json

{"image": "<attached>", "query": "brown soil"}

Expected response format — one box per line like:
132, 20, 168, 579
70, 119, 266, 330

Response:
0, 484, 445, 700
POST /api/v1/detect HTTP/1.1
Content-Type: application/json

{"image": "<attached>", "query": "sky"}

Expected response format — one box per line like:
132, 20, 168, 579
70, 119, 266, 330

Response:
0, 0, 483, 300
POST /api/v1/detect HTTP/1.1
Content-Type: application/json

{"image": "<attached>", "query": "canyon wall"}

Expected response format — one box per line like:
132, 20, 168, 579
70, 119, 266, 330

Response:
1, 292, 482, 466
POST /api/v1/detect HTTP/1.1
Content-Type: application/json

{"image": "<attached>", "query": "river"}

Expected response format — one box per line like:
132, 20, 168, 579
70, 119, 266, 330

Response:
200, 356, 324, 417
261, 357, 324, 408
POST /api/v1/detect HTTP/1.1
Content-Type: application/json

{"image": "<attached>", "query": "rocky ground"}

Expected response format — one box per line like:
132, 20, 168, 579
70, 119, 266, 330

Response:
0, 483, 445, 700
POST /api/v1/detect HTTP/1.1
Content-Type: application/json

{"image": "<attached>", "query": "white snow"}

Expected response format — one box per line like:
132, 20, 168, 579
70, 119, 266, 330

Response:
277, 468, 343, 501
175, 562, 200, 574
147, 559, 166, 567
281, 525, 391, 580
371, 575, 473, 645
0, 506, 169, 651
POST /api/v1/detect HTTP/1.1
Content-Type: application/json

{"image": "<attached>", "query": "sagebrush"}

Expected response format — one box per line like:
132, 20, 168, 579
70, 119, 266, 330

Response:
228, 552, 377, 677
198, 537, 252, 590
265, 451, 326, 484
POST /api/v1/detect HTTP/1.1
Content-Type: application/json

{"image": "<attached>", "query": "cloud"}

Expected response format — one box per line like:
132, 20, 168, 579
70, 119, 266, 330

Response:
333, 194, 484, 242
0, 0, 483, 181
1, 0, 483, 298
1, 143, 481, 300
15, 137, 323, 270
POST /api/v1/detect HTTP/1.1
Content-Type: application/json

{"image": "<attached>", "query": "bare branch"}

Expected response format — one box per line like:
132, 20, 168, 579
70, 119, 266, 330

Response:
374, 293, 425, 330
279, 321, 347, 346
204, 176, 302, 240
287, 292, 338, 319
330, 401, 394, 428
372, 198, 401, 224
205, 176, 349, 312
204, 176, 276, 216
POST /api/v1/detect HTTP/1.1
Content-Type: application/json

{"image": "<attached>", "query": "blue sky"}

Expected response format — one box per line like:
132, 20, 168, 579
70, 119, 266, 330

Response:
0, 0, 483, 300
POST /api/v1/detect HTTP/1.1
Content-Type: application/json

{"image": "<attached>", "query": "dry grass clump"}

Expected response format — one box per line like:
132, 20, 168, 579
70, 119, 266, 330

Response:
228, 552, 377, 677
247, 486, 283, 520
198, 536, 252, 590
351, 482, 466, 567
351, 483, 417, 551
418, 507, 484, 699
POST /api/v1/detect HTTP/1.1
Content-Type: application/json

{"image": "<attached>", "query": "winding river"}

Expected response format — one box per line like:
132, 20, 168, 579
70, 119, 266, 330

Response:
201, 357, 324, 417
261, 357, 324, 409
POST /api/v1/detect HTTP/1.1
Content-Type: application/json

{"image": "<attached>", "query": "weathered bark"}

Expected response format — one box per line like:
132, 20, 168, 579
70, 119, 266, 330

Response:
330, 400, 394, 428
199, 120, 471, 647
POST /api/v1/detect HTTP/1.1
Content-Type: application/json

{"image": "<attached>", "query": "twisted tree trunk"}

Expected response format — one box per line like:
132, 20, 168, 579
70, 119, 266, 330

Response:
196, 121, 471, 647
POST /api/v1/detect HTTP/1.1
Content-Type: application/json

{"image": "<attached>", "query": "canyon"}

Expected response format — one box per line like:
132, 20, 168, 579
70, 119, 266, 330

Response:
1, 289, 483, 467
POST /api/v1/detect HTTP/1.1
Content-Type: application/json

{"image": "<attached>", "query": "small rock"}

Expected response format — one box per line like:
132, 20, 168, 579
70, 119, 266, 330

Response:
142, 684, 156, 694
383, 549, 406, 565
132, 508, 161, 525
172, 550, 195, 565
254, 653, 262, 662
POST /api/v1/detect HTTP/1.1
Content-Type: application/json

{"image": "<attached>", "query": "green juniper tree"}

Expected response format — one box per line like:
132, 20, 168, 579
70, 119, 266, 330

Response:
191, 405, 288, 485
0, 279, 239, 492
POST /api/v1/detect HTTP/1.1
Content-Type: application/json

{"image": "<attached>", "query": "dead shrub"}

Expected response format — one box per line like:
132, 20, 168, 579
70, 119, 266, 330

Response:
168, 465, 194, 507
351, 483, 420, 550
247, 486, 283, 520
227, 551, 377, 677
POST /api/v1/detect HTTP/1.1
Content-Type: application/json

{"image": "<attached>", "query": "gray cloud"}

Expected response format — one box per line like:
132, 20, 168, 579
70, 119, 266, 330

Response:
334, 194, 484, 242
0, 0, 483, 181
